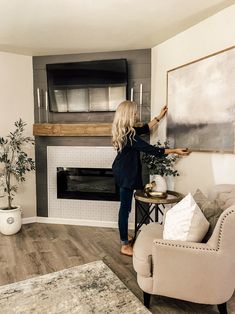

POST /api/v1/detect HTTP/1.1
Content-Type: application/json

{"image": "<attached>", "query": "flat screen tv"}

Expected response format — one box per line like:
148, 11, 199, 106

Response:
46, 59, 128, 112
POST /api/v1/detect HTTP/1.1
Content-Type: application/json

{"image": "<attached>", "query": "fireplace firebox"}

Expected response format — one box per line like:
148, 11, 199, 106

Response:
57, 167, 120, 201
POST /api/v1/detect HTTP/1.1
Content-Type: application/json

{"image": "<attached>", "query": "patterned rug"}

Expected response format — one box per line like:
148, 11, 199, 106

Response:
0, 260, 150, 314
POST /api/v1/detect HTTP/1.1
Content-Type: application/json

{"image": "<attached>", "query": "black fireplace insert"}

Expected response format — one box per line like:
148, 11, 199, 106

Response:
57, 167, 120, 201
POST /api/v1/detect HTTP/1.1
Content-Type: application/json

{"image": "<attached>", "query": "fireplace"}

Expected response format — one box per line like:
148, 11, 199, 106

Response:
57, 167, 120, 201
47, 146, 132, 227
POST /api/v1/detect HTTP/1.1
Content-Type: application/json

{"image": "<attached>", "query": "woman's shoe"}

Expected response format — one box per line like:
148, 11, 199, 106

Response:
121, 244, 133, 256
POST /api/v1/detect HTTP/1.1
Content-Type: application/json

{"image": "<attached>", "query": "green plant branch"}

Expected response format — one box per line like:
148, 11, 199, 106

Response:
0, 119, 35, 209
142, 140, 179, 177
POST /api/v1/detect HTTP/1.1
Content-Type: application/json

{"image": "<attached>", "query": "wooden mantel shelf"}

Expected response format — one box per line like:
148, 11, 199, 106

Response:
33, 123, 112, 137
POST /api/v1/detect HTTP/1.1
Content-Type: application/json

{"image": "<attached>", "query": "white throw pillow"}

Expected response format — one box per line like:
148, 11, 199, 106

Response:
163, 193, 210, 242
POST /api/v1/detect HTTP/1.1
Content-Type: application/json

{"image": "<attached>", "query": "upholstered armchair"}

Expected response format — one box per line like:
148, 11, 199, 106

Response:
133, 185, 235, 314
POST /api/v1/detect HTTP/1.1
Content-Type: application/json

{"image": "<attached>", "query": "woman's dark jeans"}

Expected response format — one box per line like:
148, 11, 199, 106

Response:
118, 187, 134, 245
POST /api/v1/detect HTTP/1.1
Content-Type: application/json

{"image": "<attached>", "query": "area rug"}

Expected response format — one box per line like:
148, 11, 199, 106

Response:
0, 260, 150, 314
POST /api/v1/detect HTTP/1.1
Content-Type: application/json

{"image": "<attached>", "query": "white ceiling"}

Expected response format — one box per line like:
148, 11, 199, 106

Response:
0, 0, 235, 56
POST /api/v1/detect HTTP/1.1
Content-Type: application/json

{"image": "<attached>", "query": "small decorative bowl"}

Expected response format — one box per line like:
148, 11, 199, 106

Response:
147, 191, 167, 198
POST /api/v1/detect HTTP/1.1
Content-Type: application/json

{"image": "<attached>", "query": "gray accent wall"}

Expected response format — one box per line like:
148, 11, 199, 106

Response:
33, 49, 151, 217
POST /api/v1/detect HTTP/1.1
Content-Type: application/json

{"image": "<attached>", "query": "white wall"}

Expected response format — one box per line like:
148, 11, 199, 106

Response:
151, 4, 235, 195
0, 51, 35, 217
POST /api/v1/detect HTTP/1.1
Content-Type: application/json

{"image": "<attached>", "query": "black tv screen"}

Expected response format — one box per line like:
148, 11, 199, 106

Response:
47, 59, 128, 86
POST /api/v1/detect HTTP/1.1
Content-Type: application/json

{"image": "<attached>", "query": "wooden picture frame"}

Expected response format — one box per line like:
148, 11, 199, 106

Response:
167, 46, 235, 153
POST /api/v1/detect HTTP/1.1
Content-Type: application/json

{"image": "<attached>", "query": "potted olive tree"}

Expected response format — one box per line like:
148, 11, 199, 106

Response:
0, 119, 35, 235
142, 140, 179, 193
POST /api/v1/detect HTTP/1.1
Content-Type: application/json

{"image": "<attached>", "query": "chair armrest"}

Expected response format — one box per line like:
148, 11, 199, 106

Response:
152, 238, 219, 277
151, 239, 228, 303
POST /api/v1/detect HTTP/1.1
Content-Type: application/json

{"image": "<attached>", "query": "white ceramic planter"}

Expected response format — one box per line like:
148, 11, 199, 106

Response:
0, 206, 22, 235
151, 175, 167, 193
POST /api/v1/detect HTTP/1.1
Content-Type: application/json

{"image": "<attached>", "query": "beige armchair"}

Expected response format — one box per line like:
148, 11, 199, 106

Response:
133, 184, 235, 314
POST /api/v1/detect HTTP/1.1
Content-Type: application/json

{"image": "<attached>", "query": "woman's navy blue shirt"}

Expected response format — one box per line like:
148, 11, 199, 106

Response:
112, 124, 165, 190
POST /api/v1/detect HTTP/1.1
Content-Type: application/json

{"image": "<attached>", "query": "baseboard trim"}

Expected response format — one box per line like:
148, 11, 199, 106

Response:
36, 217, 119, 228
22, 217, 37, 224
22, 216, 134, 230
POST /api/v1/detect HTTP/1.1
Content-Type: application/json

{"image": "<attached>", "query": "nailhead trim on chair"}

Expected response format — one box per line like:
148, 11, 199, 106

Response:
154, 242, 216, 251
216, 209, 234, 250
154, 209, 234, 252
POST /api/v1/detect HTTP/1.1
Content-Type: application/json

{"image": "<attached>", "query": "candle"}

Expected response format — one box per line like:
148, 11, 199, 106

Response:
45, 91, 49, 123
37, 88, 40, 108
139, 84, 143, 121
139, 84, 142, 105
130, 88, 134, 101
45, 91, 48, 111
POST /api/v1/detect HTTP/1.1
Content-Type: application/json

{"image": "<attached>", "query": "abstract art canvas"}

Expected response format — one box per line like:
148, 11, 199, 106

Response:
167, 46, 235, 153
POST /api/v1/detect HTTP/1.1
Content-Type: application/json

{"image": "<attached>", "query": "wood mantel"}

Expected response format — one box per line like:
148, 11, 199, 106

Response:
33, 123, 112, 137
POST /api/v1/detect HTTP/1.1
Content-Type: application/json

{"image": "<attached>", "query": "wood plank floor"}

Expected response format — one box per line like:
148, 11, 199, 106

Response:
0, 223, 234, 313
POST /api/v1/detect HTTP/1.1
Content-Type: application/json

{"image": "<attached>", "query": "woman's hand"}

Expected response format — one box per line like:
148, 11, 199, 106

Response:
155, 105, 168, 122
148, 105, 168, 129
175, 148, 191, 156
165, 148, 191, 156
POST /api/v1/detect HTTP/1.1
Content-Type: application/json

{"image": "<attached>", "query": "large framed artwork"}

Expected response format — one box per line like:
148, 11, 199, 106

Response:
167, 46, 235, 153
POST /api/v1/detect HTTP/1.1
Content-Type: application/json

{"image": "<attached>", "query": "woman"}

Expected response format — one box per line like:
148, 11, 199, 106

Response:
112, 100, 190, 257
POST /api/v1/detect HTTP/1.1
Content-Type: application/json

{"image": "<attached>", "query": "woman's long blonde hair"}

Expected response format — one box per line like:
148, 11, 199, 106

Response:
112, 100, 137, 151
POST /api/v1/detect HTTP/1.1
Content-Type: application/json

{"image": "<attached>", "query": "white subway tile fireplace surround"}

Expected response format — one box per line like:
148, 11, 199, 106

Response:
47, 146, 134, 228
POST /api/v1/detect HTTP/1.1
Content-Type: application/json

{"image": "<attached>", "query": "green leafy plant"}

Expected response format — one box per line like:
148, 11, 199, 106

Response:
0, 119, 35, 209
142, 140, 179, 177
